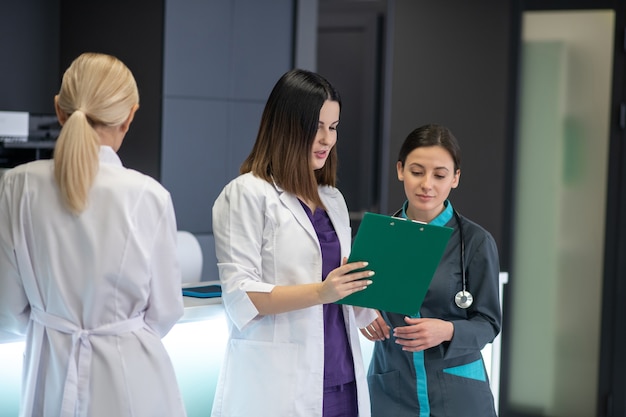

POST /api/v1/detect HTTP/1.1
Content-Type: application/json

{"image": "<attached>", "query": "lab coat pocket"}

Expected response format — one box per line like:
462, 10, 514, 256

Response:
367, 370, 413, 416
221, 339, 298, 417
437, 361, 496, 417
442, 358, 487, 382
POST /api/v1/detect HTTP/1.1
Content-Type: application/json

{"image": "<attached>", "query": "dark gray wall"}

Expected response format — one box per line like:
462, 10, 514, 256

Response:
318, 5, 385, 218
0, 1, 164, 177
0, 0, 59, 168
59, 0, 165, 181
160, 0, 295, 281
383, 0, 511, 252
0, 0, 59, 113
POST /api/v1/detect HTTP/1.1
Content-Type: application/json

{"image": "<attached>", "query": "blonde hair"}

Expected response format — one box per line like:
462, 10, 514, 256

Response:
54, 52, 139, 214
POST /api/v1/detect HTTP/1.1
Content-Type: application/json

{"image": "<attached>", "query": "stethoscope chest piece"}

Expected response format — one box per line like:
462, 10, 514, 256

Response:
455, 290, 473, 309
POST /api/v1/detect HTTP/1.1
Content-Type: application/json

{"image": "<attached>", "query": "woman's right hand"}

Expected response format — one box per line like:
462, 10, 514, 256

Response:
318, 258, 374, 304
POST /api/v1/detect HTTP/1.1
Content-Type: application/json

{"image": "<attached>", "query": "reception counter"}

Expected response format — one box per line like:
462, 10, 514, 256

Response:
0, 293, 228, 417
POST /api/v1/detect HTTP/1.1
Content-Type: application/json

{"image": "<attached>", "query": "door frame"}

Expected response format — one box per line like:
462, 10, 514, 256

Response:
499, 1, 626, 416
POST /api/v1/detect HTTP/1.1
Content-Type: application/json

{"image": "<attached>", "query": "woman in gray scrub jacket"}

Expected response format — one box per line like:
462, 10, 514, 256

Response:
361, 124, 501, 417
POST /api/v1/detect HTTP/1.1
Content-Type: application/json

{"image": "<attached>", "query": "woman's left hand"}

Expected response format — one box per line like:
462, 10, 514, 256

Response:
393, 317, 454, 352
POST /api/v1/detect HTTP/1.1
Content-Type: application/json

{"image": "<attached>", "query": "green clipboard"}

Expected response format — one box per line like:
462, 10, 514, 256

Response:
336, 212, 453, 316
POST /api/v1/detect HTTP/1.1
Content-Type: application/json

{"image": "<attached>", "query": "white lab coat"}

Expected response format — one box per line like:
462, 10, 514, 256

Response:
0, 146, 187, 417
211, 172, 376, 417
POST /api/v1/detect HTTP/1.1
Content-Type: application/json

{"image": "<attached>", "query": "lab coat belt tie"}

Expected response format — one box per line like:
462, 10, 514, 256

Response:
30, 307, 146, 417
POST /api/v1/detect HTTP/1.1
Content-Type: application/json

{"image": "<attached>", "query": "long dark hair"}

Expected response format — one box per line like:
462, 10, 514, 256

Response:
240, 68, 341, 208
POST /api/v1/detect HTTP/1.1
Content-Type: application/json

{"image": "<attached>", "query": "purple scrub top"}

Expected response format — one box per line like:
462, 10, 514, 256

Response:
299, 201, 355, 388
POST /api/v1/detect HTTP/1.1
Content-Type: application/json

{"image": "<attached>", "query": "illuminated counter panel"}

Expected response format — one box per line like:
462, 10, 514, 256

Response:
163, 297, 228, 415
0, 340, 23, 416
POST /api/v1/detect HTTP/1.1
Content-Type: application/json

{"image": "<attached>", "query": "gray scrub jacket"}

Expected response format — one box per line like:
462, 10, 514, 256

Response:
367, 205, 501, 417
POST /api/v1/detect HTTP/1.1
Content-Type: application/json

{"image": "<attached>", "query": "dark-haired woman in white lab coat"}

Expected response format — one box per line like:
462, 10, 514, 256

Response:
211, 69, 377, 417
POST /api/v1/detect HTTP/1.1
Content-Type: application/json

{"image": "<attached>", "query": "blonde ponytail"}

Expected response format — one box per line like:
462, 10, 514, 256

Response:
53, 53, 139, 214
53, 110, 99, 213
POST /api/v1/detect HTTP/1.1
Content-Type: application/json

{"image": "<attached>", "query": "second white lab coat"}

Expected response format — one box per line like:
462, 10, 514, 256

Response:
0, 147, 187, 417
211, 172, 375, 417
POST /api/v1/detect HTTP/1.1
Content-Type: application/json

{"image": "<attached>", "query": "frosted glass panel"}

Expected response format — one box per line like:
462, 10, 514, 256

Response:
509, 10, 614, 417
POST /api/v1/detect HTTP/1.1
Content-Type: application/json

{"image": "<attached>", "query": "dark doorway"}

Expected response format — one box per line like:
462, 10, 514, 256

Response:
317, 1, 386, 227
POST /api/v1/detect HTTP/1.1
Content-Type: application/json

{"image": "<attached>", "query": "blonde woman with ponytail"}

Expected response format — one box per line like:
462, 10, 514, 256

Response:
0, 53, 187, 417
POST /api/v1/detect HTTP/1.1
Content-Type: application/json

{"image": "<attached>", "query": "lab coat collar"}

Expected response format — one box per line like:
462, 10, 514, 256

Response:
98, 146, 123, 167
273, 181, 318, 244
272, 180, 344, 248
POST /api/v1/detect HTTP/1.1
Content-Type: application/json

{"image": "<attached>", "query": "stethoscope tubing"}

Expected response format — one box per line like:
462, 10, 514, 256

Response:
452, 209, 473, 308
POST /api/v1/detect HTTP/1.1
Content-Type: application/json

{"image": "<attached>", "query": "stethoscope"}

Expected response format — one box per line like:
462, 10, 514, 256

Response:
393, 206, 473, 309
452, 209, 473, 309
